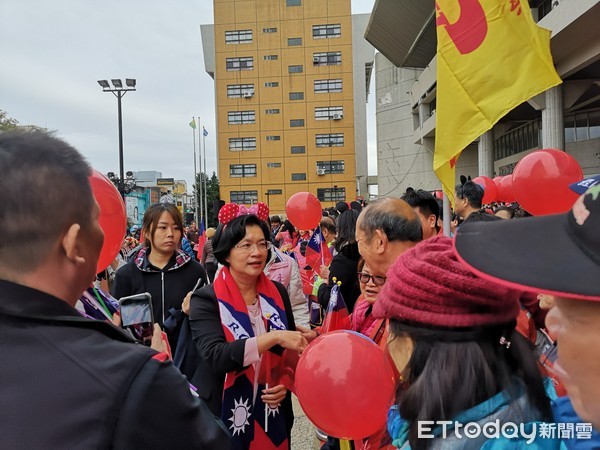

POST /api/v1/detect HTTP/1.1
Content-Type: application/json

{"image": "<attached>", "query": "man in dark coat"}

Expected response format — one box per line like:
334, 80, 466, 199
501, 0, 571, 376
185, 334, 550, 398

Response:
0, 130, 230, 449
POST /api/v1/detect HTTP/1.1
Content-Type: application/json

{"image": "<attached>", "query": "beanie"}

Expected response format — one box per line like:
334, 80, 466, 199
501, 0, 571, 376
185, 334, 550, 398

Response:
373, 235, 520, 328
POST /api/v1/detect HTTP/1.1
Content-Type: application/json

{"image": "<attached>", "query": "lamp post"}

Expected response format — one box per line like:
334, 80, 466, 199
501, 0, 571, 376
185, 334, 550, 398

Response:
98, 78, 136, 197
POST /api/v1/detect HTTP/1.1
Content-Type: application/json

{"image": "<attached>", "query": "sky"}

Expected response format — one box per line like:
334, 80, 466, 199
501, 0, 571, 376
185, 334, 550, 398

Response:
0, 0, 377, 191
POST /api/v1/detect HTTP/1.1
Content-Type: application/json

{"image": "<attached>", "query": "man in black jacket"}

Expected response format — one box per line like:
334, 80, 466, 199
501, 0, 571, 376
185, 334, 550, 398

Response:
0, 130, 230, 449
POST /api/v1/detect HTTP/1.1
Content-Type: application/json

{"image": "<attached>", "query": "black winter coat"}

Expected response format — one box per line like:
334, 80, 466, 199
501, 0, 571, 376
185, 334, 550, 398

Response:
0, 279, 230, 450
317, 242, 361, 313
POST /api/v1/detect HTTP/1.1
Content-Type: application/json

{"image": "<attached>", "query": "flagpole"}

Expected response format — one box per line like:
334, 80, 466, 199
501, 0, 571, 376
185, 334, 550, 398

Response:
203, 126, 209, 224
197, 117, 204, 226
192, 118, 199, 226
443, 193, 451, 237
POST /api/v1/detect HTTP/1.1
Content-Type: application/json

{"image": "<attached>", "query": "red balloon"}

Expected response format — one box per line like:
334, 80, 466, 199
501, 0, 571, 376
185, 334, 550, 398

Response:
497, 175, 516, 203
89, 170, 127, 272
295, 331, 396, 440
472, 176, 498, 204
512, 149, 582, 216
285, 192, 322, 230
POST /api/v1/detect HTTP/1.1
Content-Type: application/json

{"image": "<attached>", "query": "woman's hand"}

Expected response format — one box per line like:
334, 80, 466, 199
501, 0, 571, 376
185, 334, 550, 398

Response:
182, 291, 192, 315
275, 330, 308, 353
296, 325, 318, 343
261, 384, 287, 408
319, 265, 330, 282
150, 323, 170, 355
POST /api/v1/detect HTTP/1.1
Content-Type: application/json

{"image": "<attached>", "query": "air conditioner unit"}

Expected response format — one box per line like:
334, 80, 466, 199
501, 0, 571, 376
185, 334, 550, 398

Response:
316, 168, 326, 175
332, 113, 343, 120
313, 56, 320, 64
242, 91, 253, 98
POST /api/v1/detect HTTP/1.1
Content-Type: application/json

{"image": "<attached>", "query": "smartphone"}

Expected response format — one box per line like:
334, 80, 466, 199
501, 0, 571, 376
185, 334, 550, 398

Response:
119, 293, 154, 346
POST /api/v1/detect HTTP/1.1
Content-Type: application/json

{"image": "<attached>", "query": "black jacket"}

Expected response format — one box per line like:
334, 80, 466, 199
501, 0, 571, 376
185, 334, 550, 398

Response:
112, 248, 207, 351
317, 242, 361, 313
0, 279, 230, 450
188, 282, 295, 434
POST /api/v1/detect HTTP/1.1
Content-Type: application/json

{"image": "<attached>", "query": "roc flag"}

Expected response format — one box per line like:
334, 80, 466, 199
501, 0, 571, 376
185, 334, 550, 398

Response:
189, 117, 197, 129
321, 282, 351, 333
304, 227, 332, 271
196, 219, 206, 261
434, 0, 561, 201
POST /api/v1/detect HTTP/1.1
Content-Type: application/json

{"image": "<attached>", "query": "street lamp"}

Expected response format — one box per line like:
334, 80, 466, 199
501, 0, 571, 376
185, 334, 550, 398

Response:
97, 78, 136, 197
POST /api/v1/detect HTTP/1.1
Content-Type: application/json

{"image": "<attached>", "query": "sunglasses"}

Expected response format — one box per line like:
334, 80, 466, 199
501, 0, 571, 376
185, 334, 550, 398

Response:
357, 272, 387, 286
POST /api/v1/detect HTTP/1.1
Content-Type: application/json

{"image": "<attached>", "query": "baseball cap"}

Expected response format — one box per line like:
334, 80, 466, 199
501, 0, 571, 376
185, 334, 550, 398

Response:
130, 225, 139, 233
454, 185, 600, 301
569, 174, 600, 195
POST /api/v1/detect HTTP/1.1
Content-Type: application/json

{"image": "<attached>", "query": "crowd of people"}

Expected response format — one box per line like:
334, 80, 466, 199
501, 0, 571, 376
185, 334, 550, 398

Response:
2, 129, 599, 450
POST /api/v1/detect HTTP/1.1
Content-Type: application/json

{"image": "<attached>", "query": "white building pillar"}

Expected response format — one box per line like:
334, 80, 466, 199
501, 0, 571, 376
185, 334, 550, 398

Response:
542, 85, 564, 150
478, 129, 494, 177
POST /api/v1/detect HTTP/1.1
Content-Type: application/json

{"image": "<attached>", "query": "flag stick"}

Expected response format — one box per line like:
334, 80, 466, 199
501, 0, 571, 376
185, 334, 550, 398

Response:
191, 118, 199, 226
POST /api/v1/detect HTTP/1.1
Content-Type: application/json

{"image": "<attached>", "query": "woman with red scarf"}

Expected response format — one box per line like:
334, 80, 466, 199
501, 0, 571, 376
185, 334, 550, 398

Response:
189, 205, 309, 450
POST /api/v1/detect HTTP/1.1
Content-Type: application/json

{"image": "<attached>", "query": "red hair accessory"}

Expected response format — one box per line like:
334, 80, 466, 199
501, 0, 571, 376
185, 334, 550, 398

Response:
218, 202, 270, 225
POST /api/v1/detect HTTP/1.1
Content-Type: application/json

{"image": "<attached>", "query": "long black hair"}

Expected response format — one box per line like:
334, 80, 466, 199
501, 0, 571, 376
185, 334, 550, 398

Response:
334, 209, 359, 252
389, 320, 552, 450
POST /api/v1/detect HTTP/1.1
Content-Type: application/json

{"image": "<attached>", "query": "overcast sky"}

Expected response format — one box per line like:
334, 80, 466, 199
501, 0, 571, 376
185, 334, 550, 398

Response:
0, 0, 377, 190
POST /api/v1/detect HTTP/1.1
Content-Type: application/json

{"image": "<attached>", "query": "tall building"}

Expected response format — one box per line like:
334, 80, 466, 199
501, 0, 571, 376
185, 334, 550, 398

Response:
365, 0, 600, 198
201, 0, 373, 214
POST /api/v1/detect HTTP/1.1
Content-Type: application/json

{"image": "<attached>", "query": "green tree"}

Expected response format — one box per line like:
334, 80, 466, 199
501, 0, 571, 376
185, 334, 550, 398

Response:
194, 171, 220, 228
0, 109, 19, 132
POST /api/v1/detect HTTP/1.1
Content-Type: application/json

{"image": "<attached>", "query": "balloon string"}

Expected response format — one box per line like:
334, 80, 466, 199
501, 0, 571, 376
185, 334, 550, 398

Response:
93, 286, 112, 317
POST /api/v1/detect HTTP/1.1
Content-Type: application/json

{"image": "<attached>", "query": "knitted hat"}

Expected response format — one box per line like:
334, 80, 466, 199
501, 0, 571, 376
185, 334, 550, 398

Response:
373, 235, 520, 328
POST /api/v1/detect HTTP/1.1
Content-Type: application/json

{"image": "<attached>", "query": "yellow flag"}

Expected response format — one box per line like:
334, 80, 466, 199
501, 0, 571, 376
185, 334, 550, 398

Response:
434, 0, 562, 202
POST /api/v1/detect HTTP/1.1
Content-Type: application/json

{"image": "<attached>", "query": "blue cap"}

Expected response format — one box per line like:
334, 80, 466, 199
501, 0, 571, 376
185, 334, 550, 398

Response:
130, 225, 139, 233
570, 175, 600, 195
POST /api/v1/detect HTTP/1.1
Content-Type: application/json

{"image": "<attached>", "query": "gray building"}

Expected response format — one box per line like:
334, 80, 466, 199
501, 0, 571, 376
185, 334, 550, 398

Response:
366, 0, 600, 198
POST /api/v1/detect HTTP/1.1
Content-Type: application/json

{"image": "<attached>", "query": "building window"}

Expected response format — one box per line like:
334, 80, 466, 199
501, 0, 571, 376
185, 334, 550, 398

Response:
228, 110, 256, 125
289, 92, 304, 101
226, 57, 254, 71
229, 137, 256, 151
263, 27, 277, 33
231, 190, 258, 204
291, 145, 306, 154
265, 109, 280, 115
315, 106, 343, 120
312, 24, 341, 39
316, 133, 344, 147
317, 187, 345, 202
227, 84, 255, 98
288, 37, 302, 46
291, 173, 307, 181
263, 54, 279, 60
266, 135, 281, 141
288, 65, 303, 74
230, 164, 257, 178
313, 51, 342, 66
264, 81, 279, 88
317, 160, 345, 174
225, 30, 253, 44
290, 119, 305, 127
266, 162, 282, 168
286, 0, 301, 5
314, 79, 342, 93
267, 189, 283, 195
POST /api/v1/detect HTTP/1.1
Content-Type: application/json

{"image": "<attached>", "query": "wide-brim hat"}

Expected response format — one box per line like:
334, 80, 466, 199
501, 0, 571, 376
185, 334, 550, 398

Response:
455, 186, 600, 301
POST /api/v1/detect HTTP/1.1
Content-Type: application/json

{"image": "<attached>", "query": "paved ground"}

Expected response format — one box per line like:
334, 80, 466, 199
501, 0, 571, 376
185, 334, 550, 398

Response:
291, 395, 321, 450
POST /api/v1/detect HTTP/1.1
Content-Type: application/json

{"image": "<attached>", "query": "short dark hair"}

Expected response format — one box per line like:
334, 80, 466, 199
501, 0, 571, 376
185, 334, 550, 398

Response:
358, 198, 422, 243
456, 180, 484, 209
213, 214, 271, 266
320, 216, 336, 234
494, 206, 515, 219
142, 203, 184, 248
270, 215, 281, 224
0, 130, 93, 271
401, 188, 440, 231
389, 320, 552, 450
334, 209, 359, 252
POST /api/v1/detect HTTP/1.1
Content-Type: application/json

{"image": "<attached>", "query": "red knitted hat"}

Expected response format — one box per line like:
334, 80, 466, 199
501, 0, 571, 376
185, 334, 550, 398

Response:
372, 235, 520, 328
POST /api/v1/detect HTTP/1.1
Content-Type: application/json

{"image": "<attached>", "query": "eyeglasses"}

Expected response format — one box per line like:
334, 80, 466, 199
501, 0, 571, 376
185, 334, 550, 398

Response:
357, 272, 387, 286
234, 241, 272, 253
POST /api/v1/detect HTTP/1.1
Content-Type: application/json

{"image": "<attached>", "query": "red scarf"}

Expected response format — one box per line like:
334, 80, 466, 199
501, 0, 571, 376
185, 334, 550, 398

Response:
214, 267, 290, 450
